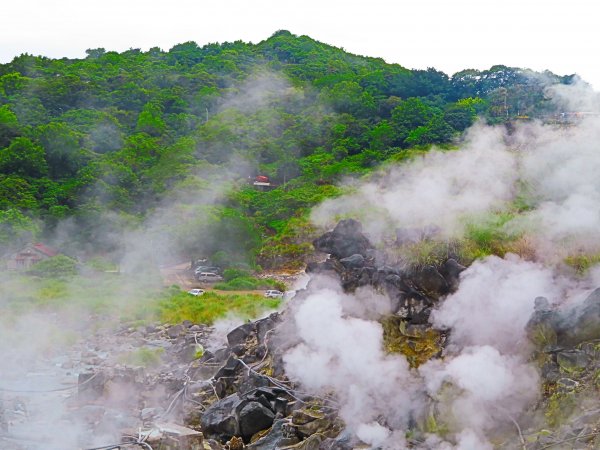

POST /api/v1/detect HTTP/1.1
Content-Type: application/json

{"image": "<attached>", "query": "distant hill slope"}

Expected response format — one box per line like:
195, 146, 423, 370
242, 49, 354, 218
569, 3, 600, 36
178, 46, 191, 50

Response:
0, 30, 577, 267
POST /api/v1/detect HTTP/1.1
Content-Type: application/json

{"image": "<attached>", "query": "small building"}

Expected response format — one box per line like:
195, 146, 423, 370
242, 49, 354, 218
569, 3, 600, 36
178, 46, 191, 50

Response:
252, 175, 277, 191
5, 243, 59, 270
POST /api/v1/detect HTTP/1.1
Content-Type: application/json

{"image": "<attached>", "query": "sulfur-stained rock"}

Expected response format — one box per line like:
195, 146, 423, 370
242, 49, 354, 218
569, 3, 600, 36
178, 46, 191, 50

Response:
556, 350, 590, 374
246, 419, 299, 449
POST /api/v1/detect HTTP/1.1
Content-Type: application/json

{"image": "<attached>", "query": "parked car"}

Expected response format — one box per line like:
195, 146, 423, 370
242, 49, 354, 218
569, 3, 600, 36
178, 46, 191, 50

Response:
197, 272, 224, 282
187, 288, 205, 296
194, 265, 221, 275
264, 290, 284, 298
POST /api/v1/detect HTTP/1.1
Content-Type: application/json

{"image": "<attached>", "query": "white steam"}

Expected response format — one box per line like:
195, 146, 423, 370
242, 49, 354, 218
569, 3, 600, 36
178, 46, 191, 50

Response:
287, 82, 600, 447
430, 254, 557, 352
312, 124, 518, 241
313, 82, 600, 264
283, 278, 418, 436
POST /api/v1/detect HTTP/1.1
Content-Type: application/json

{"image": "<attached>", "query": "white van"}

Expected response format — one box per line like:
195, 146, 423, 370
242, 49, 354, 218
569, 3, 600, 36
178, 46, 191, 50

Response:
197, 272, 223, 282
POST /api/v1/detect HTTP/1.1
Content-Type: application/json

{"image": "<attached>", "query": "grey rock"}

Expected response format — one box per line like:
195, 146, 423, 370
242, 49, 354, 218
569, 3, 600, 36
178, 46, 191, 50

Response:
167, 324, 185, 339
556, 287, 600, 346
227, 322, 256, 347
200, 393, 243, 439
246, 419, 299, 449
556, 350, 589, 372
413, 265, 448, 297
339, 254, 365, 269
238, 401, 275, 441
255, 313, 280, 345
141, 407, 165, 421
439, 258, 466, 291
556, 377, 579, 391
313, 219, 373, 259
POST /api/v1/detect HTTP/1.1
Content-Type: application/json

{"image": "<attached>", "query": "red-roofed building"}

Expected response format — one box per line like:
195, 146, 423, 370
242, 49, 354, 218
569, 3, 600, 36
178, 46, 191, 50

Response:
5, 243, 60, 270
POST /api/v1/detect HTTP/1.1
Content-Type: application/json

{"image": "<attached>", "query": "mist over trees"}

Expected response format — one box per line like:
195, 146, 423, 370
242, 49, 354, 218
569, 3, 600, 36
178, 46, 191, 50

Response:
0, 30, 576, 266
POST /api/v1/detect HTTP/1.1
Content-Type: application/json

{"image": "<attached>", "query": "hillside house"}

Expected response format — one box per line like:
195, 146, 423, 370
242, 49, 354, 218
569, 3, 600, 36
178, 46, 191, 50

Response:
5, 243, 59, 270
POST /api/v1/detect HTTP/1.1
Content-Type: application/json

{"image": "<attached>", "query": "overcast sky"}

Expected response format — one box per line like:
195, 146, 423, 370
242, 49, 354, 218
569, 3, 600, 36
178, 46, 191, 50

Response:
3, 0, 599, 88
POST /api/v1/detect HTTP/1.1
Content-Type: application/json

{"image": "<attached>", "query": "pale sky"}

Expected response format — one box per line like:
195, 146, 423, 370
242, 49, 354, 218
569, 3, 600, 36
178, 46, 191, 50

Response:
2, 0, 599, 88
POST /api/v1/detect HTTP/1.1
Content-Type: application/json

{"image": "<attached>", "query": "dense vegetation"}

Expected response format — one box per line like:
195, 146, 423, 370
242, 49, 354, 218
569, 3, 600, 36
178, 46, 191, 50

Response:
0, 30, 575, 268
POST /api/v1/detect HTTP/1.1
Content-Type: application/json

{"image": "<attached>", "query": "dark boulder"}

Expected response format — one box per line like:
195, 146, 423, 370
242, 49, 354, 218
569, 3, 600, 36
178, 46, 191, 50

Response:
238, 401, 275, 441
78, 371, 106, 401
412, 265, 448, 298
339, 254, 365, 269
313, 219, 373, 259
306, 259, 343, 275
438, 258, 466, 291
200, 393, 243, 439
526, 296, 560, 348
556, 288, 600, 346
255, 313, 281, 345
227, 322, 256, 348
246, 419, 300, 449
167, 324, 185, 339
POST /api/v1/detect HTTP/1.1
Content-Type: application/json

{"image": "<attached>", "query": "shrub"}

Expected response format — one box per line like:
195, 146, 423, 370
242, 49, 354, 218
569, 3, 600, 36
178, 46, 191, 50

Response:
28, 255, 78, 278
214, 277, 258, 290
214, 276, 285, 291
222, 268, 251, 281
158, 291, 282, 325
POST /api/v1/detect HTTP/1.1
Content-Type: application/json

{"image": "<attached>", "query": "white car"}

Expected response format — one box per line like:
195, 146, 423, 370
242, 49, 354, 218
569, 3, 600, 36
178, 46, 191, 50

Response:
264, 290, 284, 298
187, 289, 205, 296
197, 272, 224, 282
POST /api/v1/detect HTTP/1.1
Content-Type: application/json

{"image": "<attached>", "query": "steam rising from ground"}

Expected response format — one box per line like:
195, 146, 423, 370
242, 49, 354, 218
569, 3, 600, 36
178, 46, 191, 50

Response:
284, 278, 416, 440
313, 124, 518, 240
0, 71, 302, 449
312, 82, 600, 263
431, 255, 556, 352
3, 70, 600, 448
285, 82, 600, 447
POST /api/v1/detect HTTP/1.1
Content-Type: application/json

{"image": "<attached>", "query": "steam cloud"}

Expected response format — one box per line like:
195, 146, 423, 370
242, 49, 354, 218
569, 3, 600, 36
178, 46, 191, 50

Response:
283, 277, 417, 441
4, 68, 600, 448
0, 70, 303, 449
283, 80, 600, 447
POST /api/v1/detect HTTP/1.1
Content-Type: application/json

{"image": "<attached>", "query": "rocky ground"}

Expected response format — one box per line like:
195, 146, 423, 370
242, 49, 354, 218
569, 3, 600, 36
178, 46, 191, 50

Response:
2, 219, 600, 449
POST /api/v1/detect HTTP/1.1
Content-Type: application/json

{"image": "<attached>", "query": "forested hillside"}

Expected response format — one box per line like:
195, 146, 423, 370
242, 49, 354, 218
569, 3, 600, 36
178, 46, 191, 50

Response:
0, 30, 575, 268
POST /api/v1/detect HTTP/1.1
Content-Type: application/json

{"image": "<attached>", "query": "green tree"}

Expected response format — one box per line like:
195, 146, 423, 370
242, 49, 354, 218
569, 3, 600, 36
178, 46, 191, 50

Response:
0, 208, 39, 247
404, 115, 454, 146
0, 104, 20, 147
136, 102, 166, 136
369, 120, 395, 150
0, 137, 48, 177
321, 81, 376, 117
390, 98, 436, 145
35, 122, 87, 179
0, 176, 37, 210
443, 97, 485, 131
0, 72, 29, 98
